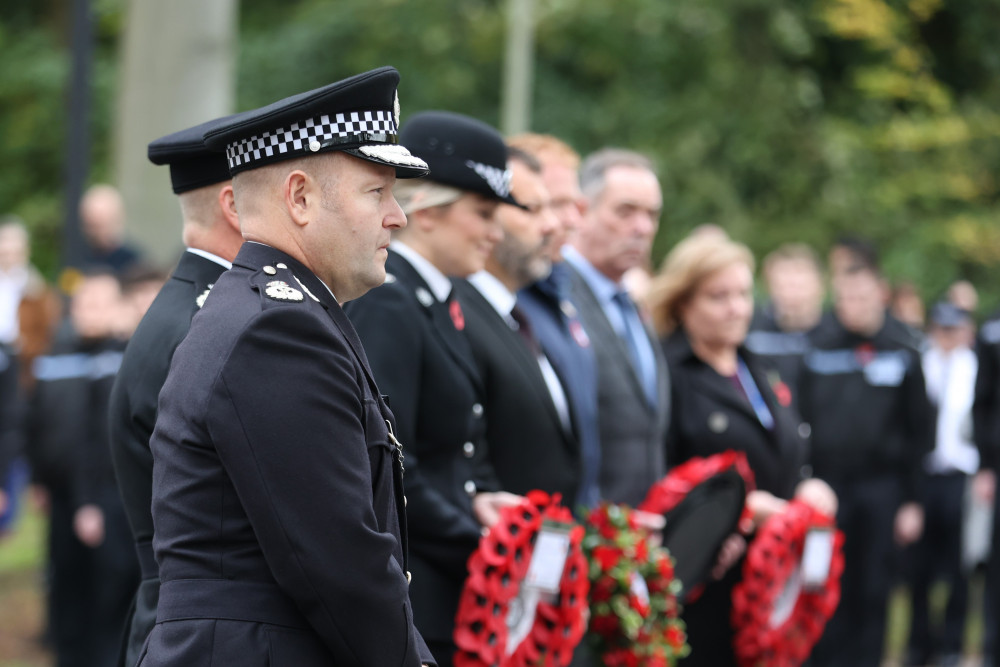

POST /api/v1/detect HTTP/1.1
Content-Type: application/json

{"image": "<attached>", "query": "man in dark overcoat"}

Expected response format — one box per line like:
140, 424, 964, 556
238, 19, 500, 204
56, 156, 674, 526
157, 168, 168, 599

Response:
141, 67, 435, 666
453, 146, 583, 503
108, 116, 242, 666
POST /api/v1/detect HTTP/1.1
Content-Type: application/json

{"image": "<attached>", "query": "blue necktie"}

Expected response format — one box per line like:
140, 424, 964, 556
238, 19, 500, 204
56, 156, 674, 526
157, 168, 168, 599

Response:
613, 291, 657, 406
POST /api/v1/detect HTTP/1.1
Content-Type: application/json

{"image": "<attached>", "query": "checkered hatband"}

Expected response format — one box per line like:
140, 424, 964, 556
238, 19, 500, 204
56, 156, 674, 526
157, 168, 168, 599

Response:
226, 110, 396, 170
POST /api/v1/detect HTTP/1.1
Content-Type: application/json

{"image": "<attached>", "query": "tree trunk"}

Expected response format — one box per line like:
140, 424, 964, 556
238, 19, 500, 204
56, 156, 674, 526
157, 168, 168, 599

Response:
114, 0, 238, 269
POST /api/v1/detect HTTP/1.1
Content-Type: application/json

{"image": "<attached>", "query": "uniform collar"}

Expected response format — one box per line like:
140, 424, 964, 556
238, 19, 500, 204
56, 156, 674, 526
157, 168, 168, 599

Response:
185, 247, 232, 269
389, 240, 451, 302
235, 241, 338, 305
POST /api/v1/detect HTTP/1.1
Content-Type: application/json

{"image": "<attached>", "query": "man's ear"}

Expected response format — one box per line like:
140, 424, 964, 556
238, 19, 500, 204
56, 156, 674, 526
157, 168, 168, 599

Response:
284, 170, 313, 228
218, 184, 240, 234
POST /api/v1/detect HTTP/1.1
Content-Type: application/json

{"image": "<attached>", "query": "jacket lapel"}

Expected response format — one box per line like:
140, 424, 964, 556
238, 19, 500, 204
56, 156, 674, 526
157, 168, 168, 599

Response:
386, 252, 483, 394
565, 263, 659, 413
457, 280, 576, 451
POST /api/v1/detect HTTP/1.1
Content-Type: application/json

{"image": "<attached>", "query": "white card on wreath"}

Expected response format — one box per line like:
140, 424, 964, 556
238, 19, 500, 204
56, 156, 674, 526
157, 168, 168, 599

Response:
524, 522, 572, 594
801, 528, 834, 589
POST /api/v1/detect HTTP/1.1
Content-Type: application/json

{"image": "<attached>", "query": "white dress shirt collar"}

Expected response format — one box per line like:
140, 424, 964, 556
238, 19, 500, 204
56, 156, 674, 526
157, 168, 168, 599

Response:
186, 247, 233, 269
390, 241, 452, 303
468, 270, 517, 319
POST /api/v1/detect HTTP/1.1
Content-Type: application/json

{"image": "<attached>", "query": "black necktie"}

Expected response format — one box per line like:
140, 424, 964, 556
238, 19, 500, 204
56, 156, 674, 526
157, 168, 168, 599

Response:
510, 305, 542, 357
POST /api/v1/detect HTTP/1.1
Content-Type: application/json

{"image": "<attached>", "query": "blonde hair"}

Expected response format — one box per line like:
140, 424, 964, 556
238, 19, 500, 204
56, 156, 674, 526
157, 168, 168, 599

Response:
647, 234, 755, 336
392, 179, 464, 217
506, 133, 580, 170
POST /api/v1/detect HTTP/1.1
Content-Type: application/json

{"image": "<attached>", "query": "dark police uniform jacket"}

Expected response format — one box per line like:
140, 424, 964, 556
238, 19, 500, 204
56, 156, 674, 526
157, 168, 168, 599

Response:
799, 312, 933, 500
142, 242, 433, 667
108, 250, 227, 666
345, 248, 496, 646
453, 277, 581, 504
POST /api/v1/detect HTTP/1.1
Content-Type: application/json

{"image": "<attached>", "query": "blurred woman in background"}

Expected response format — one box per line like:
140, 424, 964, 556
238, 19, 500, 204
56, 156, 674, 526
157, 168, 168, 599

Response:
647, 233, 836, 667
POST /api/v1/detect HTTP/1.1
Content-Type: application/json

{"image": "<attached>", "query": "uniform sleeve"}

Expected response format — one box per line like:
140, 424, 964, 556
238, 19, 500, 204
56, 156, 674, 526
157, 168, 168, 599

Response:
974, 338, 1000, 472
210, 307, 423, 667
347, 291, 484, 569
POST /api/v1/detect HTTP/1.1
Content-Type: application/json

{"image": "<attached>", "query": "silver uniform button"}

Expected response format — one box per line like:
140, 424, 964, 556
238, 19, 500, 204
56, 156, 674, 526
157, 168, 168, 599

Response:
403, 495, 407, 507
472, 403, 484, 418
798, 423, 812, 439
464, 480, 477, 496
463, 442, 475, 457
406, 570, 412, 584
276, 263, 287, 269
263, 266, 277, 276
708, 411, 729, 433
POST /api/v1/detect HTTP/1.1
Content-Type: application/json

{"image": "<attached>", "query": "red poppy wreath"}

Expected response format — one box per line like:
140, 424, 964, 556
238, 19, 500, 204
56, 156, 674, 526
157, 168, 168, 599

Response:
639, 450, 756, 519
638, 451, 756, 602
730, 498, 845, 667
454, 490, 589, 667
584, 503, 689, 667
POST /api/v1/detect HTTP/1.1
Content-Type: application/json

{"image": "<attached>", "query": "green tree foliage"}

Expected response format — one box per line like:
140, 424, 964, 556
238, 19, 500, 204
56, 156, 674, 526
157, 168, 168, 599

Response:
3, 0, 999, 308
0, 0, 122, 277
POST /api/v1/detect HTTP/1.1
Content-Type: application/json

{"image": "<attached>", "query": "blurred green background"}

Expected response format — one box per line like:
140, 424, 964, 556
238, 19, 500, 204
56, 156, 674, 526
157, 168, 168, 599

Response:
1, 0, 999, 304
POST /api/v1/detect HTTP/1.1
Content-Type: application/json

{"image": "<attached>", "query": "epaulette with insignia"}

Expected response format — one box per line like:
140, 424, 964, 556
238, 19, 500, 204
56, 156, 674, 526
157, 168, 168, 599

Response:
196, 284, 214, 309
260, 265, 305, 303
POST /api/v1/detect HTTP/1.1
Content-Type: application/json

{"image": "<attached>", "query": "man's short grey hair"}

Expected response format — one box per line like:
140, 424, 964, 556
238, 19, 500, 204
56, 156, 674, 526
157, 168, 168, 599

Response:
578, 148, 657, 202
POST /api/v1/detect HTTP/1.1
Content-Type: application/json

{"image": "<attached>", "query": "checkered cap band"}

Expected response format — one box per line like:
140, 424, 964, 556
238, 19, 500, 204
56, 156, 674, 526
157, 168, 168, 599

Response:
226, 110, 396, 170
466, 160, 513, 199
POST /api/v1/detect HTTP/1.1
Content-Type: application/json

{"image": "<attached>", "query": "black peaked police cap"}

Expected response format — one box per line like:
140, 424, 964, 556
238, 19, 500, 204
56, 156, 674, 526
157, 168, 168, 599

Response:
203, 66, 429, 179
148, 115, 236, 194
400, 110, 523, 208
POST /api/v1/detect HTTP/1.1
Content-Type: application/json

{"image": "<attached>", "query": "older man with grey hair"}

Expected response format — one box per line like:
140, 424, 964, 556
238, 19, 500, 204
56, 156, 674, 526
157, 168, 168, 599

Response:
562, 148, 670, 507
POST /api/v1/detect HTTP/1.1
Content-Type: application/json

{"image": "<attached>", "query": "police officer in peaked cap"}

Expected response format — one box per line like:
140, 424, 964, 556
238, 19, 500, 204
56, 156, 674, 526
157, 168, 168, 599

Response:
142, 67, 436, 666
345, 110, 526, 667
108, 113, 243, 667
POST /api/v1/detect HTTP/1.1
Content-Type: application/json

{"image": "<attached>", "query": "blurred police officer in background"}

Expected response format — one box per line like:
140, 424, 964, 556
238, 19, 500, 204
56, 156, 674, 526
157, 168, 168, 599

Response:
346, 109, 523, 667
802, 239, 933, 667
28, 269, 139, 667
144, 67, 435, 666
108, 116, 242, 667
745, 242, 826, 403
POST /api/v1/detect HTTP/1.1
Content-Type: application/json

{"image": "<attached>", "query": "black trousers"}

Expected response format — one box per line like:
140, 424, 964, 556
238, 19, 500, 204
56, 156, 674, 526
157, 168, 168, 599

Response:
47, 485, 139, 667
811, 475, 903, 667
47, 486, 93, 667
906, 472, 970, 661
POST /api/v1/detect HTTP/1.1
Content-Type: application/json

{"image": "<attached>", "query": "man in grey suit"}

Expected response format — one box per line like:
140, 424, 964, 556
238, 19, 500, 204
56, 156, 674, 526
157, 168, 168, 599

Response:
562, 148, 670, 508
